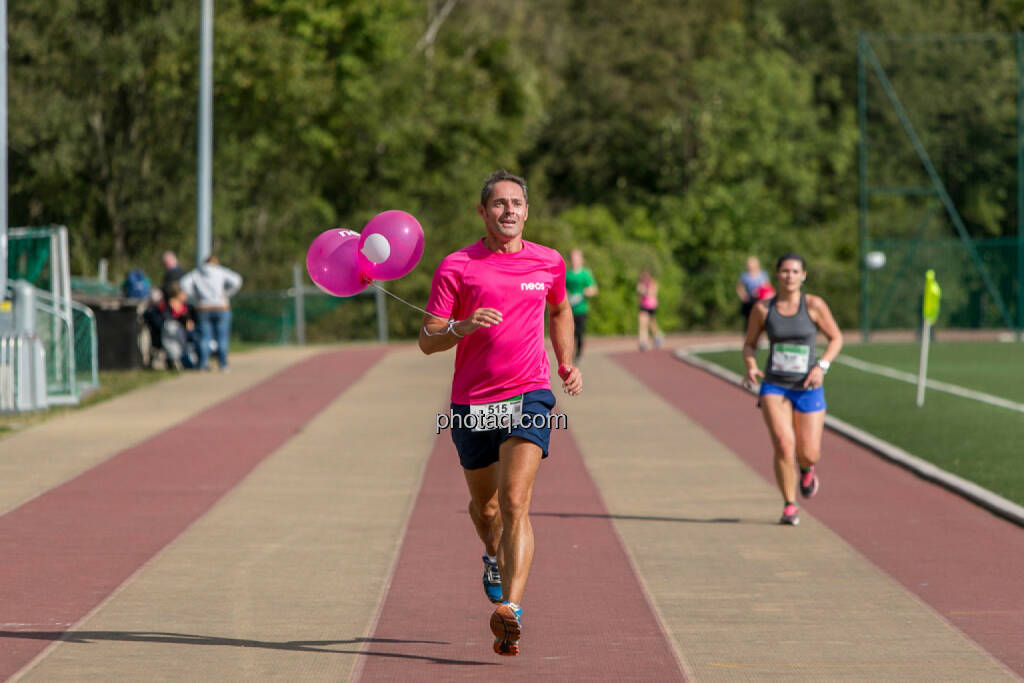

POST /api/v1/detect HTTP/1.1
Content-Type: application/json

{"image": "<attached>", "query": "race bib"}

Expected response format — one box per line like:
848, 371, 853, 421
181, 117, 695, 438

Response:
469, 394, 524, 432
569, 293, 584, 306
771, 344, 810, 374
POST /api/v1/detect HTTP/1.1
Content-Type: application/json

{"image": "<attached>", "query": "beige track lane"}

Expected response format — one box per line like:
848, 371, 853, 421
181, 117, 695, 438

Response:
16, 348, 452, 683
564, 352, 1013, 682
0, 346, 323, 517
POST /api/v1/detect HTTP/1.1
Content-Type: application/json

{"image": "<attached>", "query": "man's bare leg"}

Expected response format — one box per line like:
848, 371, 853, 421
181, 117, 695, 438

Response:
496, 437, 543, 605
488, 437, 542, 655
464, 464, 501, 556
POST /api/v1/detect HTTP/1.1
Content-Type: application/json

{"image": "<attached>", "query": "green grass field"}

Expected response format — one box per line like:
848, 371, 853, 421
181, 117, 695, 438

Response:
696, 342, 1024, 507
840, 342, 1024, 403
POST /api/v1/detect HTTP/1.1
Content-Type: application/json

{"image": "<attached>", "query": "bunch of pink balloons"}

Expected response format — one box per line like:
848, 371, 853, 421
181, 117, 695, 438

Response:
306, 210, 425, 297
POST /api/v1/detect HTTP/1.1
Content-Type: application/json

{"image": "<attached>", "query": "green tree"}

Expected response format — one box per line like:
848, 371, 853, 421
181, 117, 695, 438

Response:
10, 1, 197, 275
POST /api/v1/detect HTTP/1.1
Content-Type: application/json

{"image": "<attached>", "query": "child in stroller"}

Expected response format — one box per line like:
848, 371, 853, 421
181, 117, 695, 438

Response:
143, 283, 197, 370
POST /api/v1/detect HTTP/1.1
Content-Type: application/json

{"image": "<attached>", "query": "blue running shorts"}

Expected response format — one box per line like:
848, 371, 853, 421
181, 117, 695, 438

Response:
450, 389, 557, 470
758, 381, 826, 413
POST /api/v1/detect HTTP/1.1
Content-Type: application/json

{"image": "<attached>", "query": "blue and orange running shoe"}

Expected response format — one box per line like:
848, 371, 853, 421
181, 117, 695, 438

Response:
800, 466, 820, 499
490, 601, 523, 656
482, 556, 503, 603
779, 502, 800, 526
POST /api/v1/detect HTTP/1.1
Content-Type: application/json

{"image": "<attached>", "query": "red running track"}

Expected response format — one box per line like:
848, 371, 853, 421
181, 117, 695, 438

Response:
355, 423, 686, 680
614, 350, 1024, 676
0, 348, 386, 681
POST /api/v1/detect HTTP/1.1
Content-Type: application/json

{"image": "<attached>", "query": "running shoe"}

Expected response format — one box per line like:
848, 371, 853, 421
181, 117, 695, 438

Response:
779, 503, 800, 526
653, 333, 665, 349
490, 602, 523, 656
799, 466, 819, 499
482, 555, 503, 604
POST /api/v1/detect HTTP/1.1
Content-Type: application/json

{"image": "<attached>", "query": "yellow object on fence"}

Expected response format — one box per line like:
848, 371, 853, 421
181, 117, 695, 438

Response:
922, 269, 942, 325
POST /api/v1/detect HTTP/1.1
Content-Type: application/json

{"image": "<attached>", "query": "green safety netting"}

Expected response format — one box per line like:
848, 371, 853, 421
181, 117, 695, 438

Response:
865, 238, 1021, 330
7, 228, 53, 290
231, 290, 380, 344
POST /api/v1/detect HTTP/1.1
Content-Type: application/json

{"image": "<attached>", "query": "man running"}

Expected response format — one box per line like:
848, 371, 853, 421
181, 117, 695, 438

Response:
565, 248, 598, 361
419, 170, 582, 656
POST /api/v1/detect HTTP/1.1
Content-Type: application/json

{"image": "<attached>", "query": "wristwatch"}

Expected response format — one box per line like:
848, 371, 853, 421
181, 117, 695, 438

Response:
816, 359, 831, 373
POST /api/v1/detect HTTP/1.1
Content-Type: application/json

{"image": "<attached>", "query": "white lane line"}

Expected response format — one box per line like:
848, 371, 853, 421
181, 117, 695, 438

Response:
835, 355, 1024, 415
678, 342, 1024, 415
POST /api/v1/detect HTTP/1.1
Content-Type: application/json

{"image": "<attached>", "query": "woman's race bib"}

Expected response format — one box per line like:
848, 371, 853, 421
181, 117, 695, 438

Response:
771, 344, 810, 374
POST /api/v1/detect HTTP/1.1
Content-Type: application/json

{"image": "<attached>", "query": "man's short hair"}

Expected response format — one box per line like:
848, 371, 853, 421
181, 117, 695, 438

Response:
480, 170, 528, 206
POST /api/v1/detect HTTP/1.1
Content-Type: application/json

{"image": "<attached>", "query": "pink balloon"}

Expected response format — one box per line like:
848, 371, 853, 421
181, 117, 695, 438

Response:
306, 228, 371, 297
357, 210, 425, 282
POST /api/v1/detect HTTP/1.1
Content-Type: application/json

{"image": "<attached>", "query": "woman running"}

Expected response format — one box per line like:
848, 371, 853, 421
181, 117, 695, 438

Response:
742, 254, 843, 526
637, 269, 664, 351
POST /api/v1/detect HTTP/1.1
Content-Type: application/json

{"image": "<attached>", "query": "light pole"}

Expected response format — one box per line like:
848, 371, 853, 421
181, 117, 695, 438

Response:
196, 0, 213, 267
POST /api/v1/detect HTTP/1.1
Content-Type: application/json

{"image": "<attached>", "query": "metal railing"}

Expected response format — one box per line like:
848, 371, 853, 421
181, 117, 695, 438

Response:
0, 334, 48, 412
3, 282, 98, 406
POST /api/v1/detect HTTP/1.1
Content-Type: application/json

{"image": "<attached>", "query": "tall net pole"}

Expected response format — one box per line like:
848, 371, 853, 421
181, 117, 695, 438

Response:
1, 0, 7, 300
1017, 32, 1024, 341
196, 0, 213, 267
857, 34, 869, 342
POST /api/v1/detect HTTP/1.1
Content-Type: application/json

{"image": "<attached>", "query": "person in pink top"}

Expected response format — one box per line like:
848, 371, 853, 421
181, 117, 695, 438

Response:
636, 269, 664, 351
419, 170, 582, 657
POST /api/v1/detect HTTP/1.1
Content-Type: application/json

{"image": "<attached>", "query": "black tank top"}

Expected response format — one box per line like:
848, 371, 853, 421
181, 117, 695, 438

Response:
763, 294, 818, 390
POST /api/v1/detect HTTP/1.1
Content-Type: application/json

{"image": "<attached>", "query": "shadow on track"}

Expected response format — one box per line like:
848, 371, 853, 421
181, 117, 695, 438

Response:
528, 511, 743, 524
0, 631, 498, 667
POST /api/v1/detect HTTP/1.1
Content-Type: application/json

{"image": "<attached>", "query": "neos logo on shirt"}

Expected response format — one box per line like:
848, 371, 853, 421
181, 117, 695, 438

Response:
520, 282, 547, 291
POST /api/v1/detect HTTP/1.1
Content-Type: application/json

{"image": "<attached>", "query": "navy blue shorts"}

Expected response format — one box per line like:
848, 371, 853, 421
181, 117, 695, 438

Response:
758, 381, 826, 413
450, 389, 557, 470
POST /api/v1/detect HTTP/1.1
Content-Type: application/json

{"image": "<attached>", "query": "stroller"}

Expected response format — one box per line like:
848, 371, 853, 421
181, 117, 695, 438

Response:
142, 296, 197, 370
159, 317, 196, 370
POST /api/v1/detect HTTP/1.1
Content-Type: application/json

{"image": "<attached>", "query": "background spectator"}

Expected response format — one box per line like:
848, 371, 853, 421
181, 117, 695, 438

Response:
161, 251, 186, 297
179, 256, 243, 371
736, 256, 771, 324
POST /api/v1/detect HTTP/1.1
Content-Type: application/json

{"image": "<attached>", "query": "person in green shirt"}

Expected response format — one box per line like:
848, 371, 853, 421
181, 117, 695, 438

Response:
565, 248, 598, 361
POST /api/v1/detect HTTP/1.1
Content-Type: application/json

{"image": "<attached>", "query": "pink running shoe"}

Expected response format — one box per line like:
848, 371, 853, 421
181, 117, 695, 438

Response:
779, 503, 799, 526
800, 466, 820, 499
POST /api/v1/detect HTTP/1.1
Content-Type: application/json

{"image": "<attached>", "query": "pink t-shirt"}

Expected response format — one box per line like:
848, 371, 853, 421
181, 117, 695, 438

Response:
426, 239, 567, 404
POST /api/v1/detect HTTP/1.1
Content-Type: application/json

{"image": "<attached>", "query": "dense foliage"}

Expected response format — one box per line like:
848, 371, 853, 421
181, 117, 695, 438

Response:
10, 0, 1024, 336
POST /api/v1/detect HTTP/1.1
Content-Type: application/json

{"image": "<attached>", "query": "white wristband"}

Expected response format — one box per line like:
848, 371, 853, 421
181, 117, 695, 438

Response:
422, 320, 464, 338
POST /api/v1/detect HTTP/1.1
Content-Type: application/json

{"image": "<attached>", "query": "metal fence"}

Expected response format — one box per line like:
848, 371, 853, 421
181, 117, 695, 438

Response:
5, 225, 100, 407
858, 33, 1024, 339
231, 266, 390, 345
3, 282, 99, 405
0, 333, 48, 412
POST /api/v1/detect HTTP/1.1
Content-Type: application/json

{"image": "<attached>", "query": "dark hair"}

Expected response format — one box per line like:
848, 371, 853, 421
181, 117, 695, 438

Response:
480, 170, 528, 206
775, 253, 806, 271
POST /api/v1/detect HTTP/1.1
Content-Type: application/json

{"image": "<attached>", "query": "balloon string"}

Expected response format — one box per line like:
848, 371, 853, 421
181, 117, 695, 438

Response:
371, 283, 432, 317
